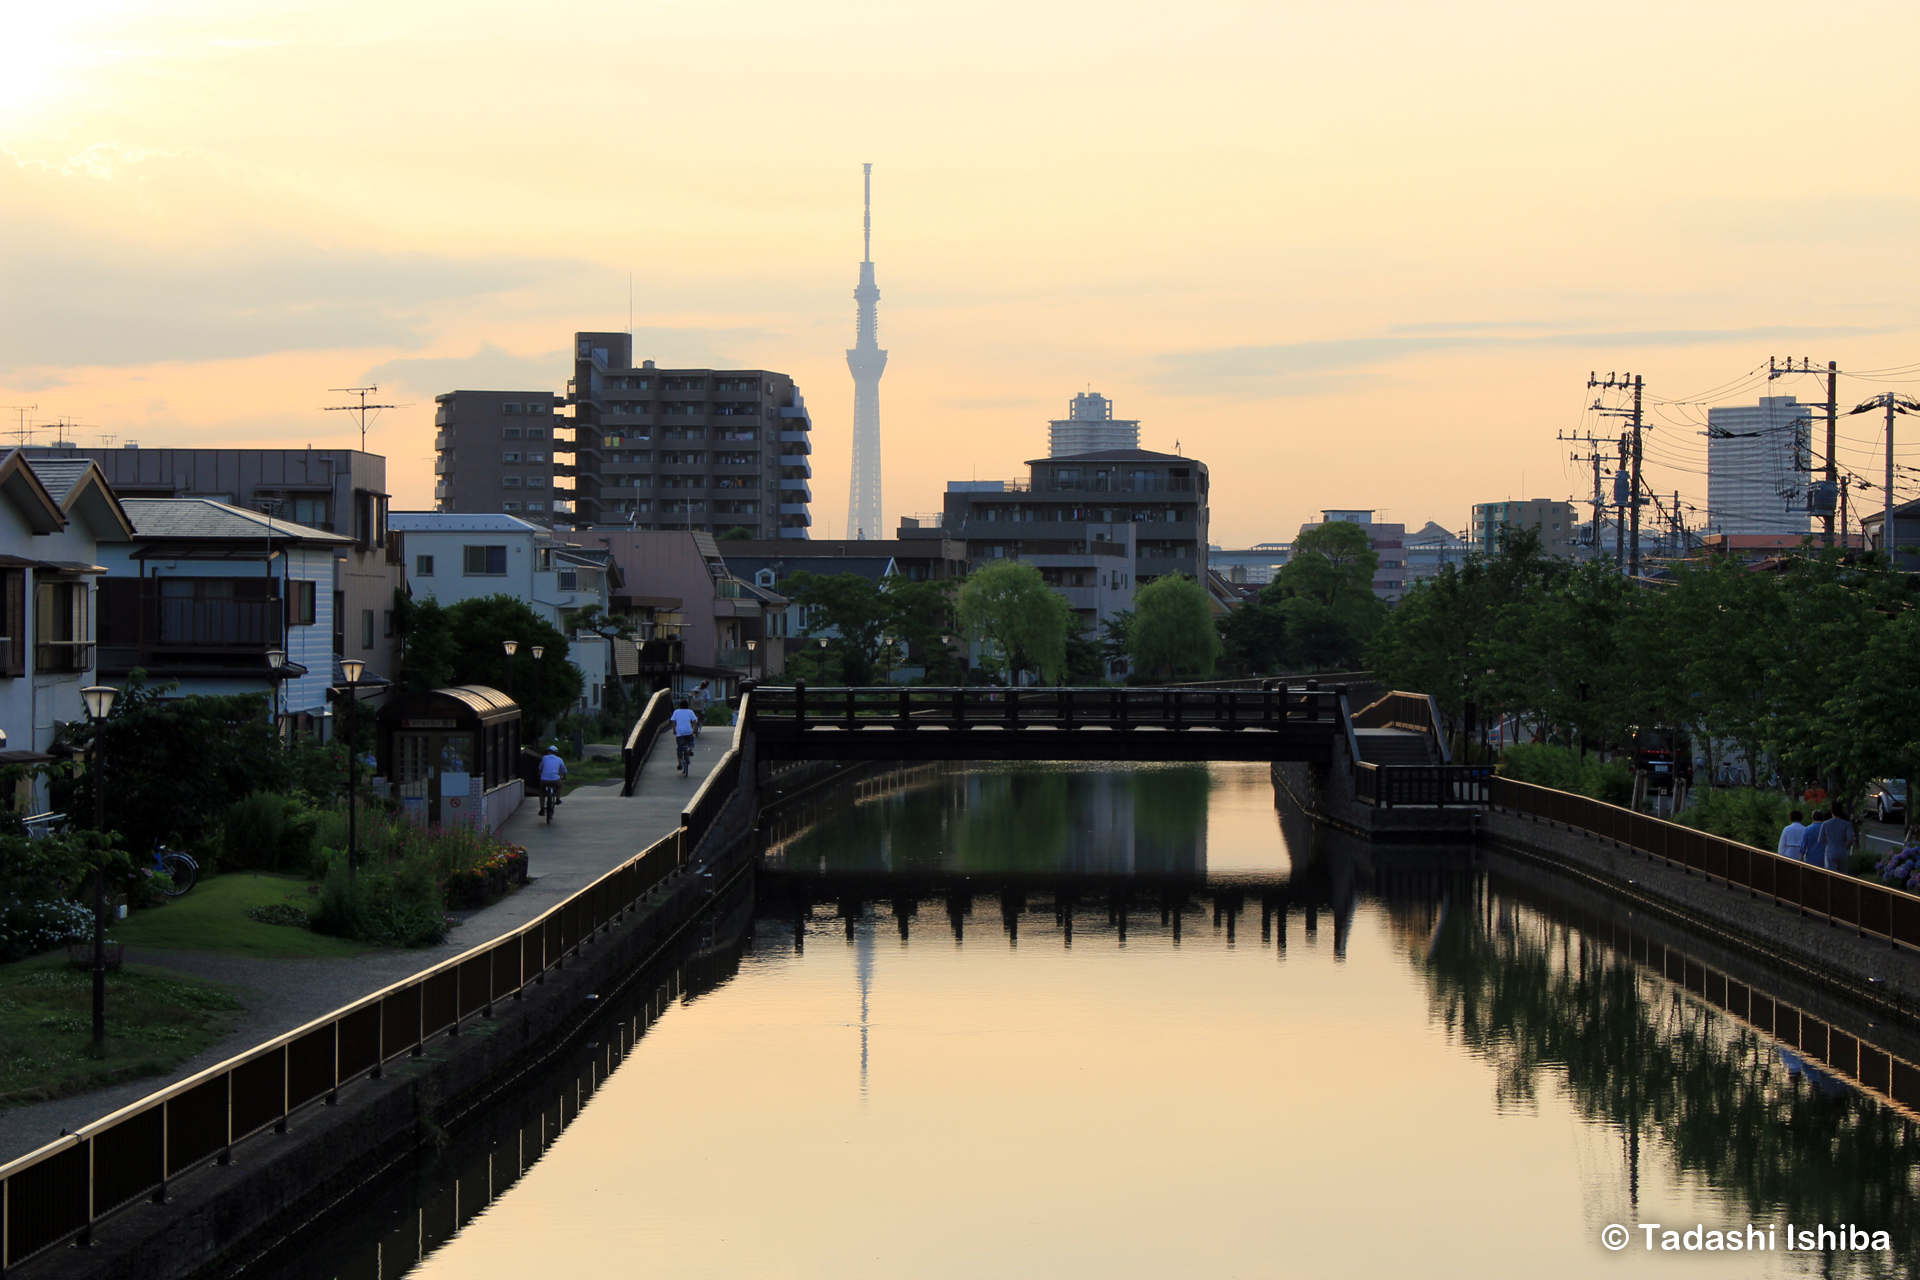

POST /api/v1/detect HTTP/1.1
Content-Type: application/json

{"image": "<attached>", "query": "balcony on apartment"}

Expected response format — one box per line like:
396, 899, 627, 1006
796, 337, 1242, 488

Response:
97, 577, 288, 677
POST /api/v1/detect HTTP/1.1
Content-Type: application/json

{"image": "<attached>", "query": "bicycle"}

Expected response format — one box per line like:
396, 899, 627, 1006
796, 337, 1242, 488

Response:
152, 843, 198, 896
538, 780, 562, 823
676, 734, 695, 776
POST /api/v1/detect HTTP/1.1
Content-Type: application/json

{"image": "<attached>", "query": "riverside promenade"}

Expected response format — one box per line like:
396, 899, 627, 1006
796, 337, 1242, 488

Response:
0, 728, 731, 1165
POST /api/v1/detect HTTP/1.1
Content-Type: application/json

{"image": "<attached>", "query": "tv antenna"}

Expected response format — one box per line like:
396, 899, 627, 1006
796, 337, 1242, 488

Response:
3, 405, 37, 449
323, 386, 397, 452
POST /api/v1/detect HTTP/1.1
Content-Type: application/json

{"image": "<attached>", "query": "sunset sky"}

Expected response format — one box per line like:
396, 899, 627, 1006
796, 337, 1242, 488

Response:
5, 0, 1919, 548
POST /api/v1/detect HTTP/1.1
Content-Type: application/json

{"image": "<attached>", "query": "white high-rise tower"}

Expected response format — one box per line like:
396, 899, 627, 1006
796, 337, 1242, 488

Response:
845, 164, 886, 541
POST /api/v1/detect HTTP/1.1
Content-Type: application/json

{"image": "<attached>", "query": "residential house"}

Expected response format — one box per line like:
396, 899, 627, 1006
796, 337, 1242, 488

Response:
592, 529, 788, 693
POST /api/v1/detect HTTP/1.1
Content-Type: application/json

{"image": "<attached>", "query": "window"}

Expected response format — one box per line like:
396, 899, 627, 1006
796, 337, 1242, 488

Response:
465, 545, 509, 575
525, 476, 545, 488
526, 427, 546, 440
415, 554, 434, 578
383, 609, 395, 638
33, 579, 90, 672
0, 568, 22, 676
287, 580, 317, 626
503, 476, 522, 488
361, 609, 375, 650
502, 427, 523, 440
502, 402, 522, 415
527, 452, 546, 463
292, 495, 330, 528
526, 501, 546, 512
353, 491, 387, 548
502, 451, 522, 463
559, 569, 578, 590
502, 501, 521, 512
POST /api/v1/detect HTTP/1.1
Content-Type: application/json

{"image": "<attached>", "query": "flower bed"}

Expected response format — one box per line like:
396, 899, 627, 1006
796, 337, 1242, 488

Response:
443, 845, 529, 909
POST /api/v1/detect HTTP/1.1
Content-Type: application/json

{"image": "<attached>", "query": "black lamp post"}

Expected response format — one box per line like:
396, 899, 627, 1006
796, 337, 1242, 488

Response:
531, 645, 544, 740
266, 646, 286, 742
503, 639, 519, 706
746, 639, 757, 683
341, 659, 364, 880
80, 683, 119, 1051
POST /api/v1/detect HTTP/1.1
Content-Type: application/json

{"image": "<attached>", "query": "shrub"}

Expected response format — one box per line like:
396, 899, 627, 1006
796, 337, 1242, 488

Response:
308, 855, 447, 949
1673, 787, 1795, 851
220, 792, 316, 872
1497, 743, 1633, 806
1874, 844, 1920, 893
0, 899, 95, 962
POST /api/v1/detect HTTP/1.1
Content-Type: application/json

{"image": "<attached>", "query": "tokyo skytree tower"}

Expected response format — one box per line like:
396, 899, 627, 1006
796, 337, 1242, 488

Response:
844, 163, 887, 541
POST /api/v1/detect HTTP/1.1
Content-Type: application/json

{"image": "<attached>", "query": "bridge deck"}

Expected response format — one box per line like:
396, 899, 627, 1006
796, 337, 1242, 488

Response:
748, 685, 1345, 763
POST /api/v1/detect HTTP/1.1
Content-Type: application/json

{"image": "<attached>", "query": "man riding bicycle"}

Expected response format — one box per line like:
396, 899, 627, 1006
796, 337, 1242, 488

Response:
538, 745, 567, 818
671, 698, 700, 775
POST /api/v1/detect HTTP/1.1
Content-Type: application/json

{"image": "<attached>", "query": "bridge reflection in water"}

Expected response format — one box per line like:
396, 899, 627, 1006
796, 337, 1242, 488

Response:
256, 763, 1920, 1280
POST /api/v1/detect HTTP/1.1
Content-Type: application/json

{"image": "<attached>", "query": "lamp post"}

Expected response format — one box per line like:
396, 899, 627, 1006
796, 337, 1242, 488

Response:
530, 645, 544, 740
817, 635, 830, 684
941, 634, 952, 685
80, 684, 119, 1051
340, 660, 364, 881
746, 638, 757, 683
265, 647, 286, 742
503, 639, 519, 706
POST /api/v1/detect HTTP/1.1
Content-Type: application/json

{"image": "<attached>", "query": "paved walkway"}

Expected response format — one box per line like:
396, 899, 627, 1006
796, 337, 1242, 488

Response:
0, 728, 732, 1166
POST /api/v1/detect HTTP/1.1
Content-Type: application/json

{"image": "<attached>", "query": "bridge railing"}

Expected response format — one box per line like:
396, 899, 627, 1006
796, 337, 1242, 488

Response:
1355, 762, 1494, 807
0, 826, 691, 1272
1350, 690, 1452, 764
621, 687, 675, 797
747, 685, 1346, 733
1490, 776, 1920, 948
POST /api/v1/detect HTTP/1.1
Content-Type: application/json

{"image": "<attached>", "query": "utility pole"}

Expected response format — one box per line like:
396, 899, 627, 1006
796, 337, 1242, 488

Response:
1590, 373, 1647, 577
1849, 392, 1920, 554
323, 386, 397, 452
1614, 434, 1629, 570
1770, 357, 1840, 546
1558, 431, 1610, 549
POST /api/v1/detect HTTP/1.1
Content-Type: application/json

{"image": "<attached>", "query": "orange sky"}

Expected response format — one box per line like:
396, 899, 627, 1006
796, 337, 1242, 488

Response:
5, 1, 1919, 547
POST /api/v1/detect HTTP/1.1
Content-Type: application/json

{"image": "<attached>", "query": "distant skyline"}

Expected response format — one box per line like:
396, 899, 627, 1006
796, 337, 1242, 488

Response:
4, 1, 1919, 548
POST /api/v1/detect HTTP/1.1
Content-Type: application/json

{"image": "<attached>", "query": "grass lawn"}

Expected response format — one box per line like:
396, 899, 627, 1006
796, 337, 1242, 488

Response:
0, 957, 244, 1107
113, 873, 370, 959
559, 754, 624, 795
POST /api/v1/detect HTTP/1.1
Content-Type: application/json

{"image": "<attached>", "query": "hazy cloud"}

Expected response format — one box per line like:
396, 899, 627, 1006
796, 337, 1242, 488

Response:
1156, 323, 1912, 391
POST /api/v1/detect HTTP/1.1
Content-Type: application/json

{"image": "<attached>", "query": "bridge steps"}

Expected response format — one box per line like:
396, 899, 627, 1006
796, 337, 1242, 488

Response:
1353, 728, 1440, 767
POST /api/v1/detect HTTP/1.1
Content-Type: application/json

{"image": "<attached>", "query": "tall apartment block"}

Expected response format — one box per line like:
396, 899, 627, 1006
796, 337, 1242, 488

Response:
569, 332, 812, 537
433, 390, 569, 525
1471, 499, 1581, 557
1048, 392, 1140, 457
1706, 395, 1811, 536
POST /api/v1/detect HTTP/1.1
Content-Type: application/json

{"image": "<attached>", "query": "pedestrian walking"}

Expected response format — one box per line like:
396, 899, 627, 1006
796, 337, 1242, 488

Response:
1820, 801, 1856, 873
1777, 811, 1807, 860
1799, 811, 1827, 864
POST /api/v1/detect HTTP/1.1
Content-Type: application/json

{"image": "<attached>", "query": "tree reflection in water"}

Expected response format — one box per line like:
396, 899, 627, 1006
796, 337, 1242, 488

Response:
1414, 888, 1920, 1265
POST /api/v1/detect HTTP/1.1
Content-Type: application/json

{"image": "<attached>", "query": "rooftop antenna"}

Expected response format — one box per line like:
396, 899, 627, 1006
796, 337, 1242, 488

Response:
324, 385, 397, 452
2, 405, 37, 449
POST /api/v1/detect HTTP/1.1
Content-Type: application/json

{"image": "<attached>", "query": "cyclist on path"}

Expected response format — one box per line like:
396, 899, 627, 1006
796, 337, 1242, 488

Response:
538, 745, 567, 815
671, 698, 700, 774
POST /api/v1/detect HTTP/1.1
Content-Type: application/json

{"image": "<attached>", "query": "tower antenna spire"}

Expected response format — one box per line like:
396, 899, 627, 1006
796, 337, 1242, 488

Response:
862, 162, 872, 263
845, 163, 887, 541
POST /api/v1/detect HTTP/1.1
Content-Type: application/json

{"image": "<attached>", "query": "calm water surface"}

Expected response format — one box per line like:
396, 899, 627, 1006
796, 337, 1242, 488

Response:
275, 763, 1920, 1280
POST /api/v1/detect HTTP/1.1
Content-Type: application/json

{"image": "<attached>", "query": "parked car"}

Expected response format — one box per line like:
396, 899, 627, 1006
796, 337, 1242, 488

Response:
1867, 779, 1907, 823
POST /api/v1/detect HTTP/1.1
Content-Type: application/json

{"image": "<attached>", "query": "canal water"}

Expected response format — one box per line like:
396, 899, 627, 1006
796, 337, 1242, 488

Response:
264, 763, 1920, 1280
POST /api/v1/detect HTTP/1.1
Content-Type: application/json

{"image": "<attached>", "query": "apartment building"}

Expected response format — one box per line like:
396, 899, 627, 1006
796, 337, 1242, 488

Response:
1706, 395, 1810, 536
907, 448, 1208, 637
24, 446, 406, 685
1470, 499, 1581, 557
567, 332, 813, 537
1293, 510, 1411, 602
1048, 392, 1140, 457
432, 390, 569, 525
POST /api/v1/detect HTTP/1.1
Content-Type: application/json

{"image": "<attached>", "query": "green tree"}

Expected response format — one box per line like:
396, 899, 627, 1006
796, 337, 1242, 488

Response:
1128, 574, 1221, 678
717, 526, 754, 541
786, 571, 893, 686
441, 595, 583, 729
395, 593, 457, 693
956, 561, 1074, 685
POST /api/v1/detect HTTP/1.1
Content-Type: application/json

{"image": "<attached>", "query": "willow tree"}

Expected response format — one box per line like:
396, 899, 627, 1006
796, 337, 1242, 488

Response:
957, 561, 1073, 685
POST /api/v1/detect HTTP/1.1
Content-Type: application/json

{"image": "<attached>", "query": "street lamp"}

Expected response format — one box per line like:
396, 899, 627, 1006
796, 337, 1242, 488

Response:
265, 647, 286, 741
746, 638, 757, 683
503, 639, 519, 705
817, 635, 830, 685
80, 684, 118, 1050
340, 660, 365, 881
530, 645, 544, 739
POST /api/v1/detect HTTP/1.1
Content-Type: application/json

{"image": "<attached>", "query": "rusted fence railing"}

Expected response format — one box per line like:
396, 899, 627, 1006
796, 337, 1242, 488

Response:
620, 687, 675, 797
1490, 776, 1920, 949
1356, 762, 1494, 808
0, 825, 693, 1271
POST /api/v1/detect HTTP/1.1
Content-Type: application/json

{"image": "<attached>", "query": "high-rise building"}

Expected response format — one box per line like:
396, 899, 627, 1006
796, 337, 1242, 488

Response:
566, 332, 813, 538
1048, 393, 1140, 457
845, 164, 887, 541
1706, 395, 1810, 536
432, 390, 567, 525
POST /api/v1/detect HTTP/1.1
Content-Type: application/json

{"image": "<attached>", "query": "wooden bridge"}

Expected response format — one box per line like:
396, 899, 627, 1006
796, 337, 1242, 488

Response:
745, 684, 1347, 763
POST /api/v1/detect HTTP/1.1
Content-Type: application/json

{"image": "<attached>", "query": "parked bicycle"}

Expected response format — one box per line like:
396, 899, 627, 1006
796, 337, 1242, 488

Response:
153, 843, 198, 896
